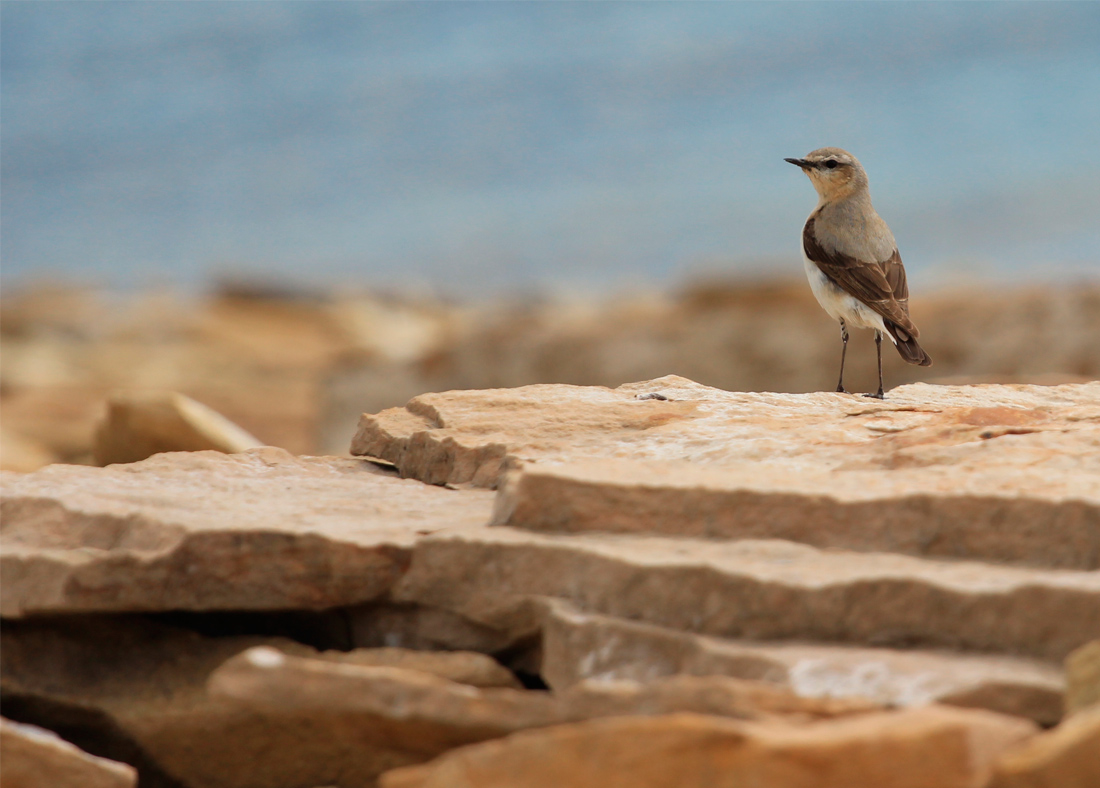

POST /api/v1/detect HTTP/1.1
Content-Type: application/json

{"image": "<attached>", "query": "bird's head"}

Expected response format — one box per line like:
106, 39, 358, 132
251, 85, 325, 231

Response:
785, 147, 868, 202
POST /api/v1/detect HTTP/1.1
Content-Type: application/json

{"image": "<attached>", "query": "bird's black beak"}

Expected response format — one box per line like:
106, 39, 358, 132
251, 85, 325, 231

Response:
785, 157, 813, 170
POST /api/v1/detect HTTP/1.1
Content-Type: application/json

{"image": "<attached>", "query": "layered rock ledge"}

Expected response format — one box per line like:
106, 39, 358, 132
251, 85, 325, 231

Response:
353, 377, 1100, 568
3, 377, 1099, 787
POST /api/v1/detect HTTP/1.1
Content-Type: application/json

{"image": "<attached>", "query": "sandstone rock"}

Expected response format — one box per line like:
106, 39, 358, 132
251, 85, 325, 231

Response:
559, 674, 879, 723
0, 717, 137, 788
347, 602, 518, 655
209, 647, 566, 743
326, 284, 1100, 457
352, 377, 1100, 485
319, 646, 521, 689
0, 448, 493, 617
493, 453, 1100, 570
0, 427, 56, 473
92, 390, 265, 466
988, 703, 1100, 788
392, 528, 1100, 661
380, 706, 1037, 788
1064, 639, 1100, 715
0, 616, 517, 788
352, 379, 1100, 568
539, 600, 1065, 725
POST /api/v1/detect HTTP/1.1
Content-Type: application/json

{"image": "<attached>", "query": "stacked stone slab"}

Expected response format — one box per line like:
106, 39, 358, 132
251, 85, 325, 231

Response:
2, 378, 1099, 786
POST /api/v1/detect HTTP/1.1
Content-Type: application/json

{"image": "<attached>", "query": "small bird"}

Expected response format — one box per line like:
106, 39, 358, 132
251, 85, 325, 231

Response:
785, 147, 931, 398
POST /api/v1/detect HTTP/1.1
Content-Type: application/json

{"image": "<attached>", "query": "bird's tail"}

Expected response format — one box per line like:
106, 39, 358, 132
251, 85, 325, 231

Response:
885, 322, 932, 366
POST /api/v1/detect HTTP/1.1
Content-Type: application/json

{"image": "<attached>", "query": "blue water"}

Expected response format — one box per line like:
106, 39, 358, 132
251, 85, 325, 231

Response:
3, 2, 1099, 295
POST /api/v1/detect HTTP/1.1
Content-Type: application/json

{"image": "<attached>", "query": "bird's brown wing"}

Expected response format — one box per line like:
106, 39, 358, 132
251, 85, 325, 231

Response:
803, 216, 919, 337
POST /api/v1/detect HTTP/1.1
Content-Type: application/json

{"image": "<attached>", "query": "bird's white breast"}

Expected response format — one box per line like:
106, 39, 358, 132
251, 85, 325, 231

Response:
801, 248, 890, 336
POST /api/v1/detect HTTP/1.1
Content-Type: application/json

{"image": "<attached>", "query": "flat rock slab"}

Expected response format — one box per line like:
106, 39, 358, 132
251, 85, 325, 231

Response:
0, 616, 513, 788
493, 455, 1100, 569
0, 448, 494, 616
353, 378, 1100, 567
989, 704, 1100, 788
394, 528, 1100, 662
380, 707, 1037, 788
1, 717, 137, 788
204, 647, 877, 783
540, 601, 1065, 725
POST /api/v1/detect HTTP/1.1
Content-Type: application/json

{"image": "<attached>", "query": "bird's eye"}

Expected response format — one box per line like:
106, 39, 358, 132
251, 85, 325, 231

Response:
823, 160, 839, 169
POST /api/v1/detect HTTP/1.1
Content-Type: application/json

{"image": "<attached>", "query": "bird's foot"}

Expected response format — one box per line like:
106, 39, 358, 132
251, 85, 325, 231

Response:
836, 386, 851, 395
863, 390, 885, 400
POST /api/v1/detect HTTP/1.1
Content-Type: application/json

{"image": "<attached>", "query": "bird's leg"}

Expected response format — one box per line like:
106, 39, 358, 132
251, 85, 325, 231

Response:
835, 320, 850, 394
864, 331, 885, 399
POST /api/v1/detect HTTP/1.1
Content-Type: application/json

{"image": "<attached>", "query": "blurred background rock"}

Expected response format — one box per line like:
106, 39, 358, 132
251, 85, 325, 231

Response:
2, 279, 1097, 470
2, 2, 1098, 470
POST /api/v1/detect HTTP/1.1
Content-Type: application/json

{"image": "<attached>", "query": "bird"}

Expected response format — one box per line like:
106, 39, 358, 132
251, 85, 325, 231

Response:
785, 147, 931, 399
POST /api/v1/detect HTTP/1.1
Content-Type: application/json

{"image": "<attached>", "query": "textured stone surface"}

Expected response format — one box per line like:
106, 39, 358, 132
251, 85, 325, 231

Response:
0, 617, 516, 788
354, 379, 1100, 568
209, 647, 567, 742
0, 448, 493, 617
0, 717, 137, 788
393, 528, 1100, 662
493, 455, 1100, 569
203, 647, 878, 784
988, 703, 1100, 788
1064, 639, 1100, 716
380, 707, 1037, 788
0, 427, 56, 473
539, 600, 1065, 725
93, 390, 265, 466
352, 377, 1100, 487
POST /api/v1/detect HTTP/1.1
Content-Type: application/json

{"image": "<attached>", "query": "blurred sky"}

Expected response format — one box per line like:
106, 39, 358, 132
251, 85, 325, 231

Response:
3, 1, 1099, 296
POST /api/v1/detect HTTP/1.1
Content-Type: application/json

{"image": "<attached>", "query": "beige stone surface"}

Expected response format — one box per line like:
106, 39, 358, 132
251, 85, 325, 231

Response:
540, 600, 1065, 725
92, 390, 265, 466
1064, 639, 1100, 716
209, 647, 566, 743
0, 427, 56, 473
393, 528, 1100, 662
353, 379, 1100, 567
0, 448, 493, 616
380, 707, 1037, 788
493, 454, 1100, 569
988, 703, 1100, 788
559, 674, 879, 723
0, 717, 136, 788
0, 616, 516, 788
352, 376, 1100, 485
320, 646, 521, 689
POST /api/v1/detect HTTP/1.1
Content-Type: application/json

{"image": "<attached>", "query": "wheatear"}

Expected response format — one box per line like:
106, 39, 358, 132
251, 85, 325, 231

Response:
785, 147, 931, 398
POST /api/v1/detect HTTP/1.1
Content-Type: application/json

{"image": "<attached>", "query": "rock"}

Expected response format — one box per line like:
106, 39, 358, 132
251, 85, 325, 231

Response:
204, 647, 878, 785
1064, 640, 1100, 715
379, 706, 1037, 788
0, 717, 136, 788
393, 528, 1100, 662
539, 600, 1065, 725
0, 427, 56, 473
0, 448, 493, 617
0, 616, 516, 788
312, 646, 521, 689
209, 647, 566, 743
326, 284, 1100, 457
347, 602, 518, 655
559, 674, 879, 723
493, 453, 1100, 570
352, 379, 1100, 568
352, 377, 1100, 485
988, 703, 1100, 788
92, 390, 265, 466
